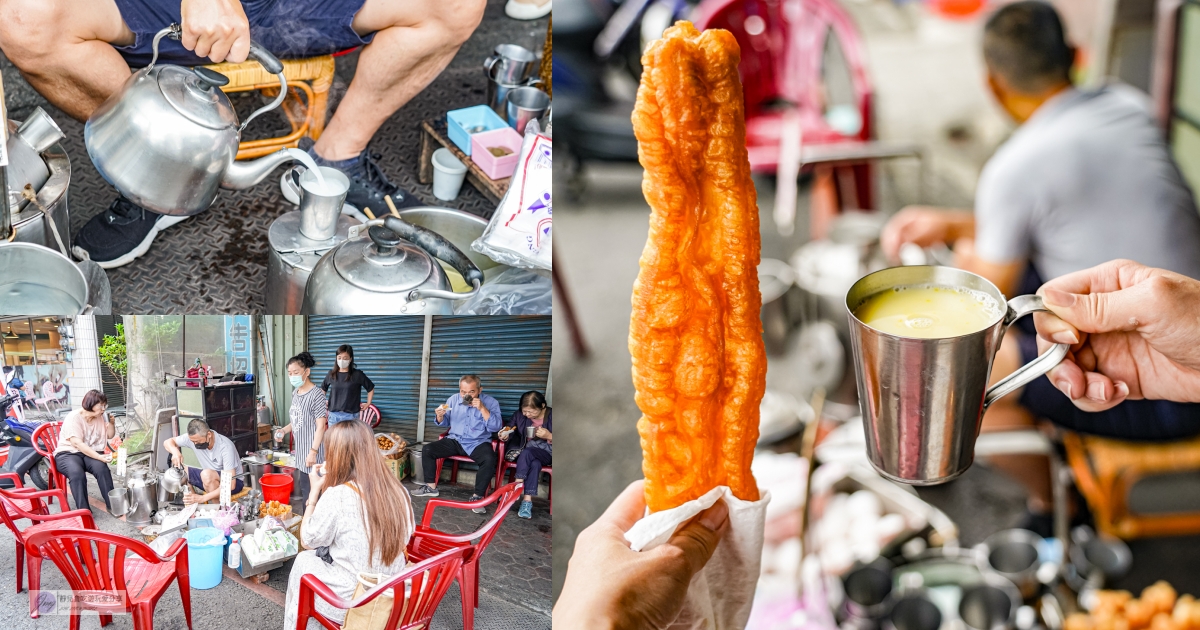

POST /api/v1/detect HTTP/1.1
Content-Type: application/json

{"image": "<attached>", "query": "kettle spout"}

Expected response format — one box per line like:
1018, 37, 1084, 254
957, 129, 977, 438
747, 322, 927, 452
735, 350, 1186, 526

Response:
220, 149, 297, 190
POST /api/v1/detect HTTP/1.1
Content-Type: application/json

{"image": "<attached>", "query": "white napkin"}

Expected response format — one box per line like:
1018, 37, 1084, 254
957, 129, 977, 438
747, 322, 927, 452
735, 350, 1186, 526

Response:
625, 486, 771, 630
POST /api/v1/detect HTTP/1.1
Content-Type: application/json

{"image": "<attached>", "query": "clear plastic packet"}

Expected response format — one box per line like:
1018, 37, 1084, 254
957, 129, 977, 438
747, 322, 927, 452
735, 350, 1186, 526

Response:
453, 267, 551, 315
471, 120, 552, 270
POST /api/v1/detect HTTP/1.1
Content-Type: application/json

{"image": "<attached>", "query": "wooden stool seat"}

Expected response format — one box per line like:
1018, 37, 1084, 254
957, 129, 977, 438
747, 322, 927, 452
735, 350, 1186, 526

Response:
189, 485, 251, 503
204, 55, 336, 160
1063, 431, 1200, 538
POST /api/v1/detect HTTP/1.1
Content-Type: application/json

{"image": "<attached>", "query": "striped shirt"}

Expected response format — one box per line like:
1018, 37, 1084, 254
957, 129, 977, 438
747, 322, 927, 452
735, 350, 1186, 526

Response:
290, 385, 328, 473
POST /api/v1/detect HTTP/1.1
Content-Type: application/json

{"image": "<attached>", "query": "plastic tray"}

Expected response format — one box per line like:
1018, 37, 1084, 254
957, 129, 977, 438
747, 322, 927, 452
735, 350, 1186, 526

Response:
470, 128, 524, 180
447, 105, 508, 156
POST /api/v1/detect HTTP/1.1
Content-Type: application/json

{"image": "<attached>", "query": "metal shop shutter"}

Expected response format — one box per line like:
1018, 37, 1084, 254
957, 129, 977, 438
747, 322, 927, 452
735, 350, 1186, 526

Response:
425, 316, 552, 433
307, 317, 425, 442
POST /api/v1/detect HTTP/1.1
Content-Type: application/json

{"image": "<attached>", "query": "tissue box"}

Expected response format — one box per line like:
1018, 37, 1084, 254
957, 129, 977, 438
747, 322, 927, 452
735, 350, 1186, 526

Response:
470, 128, 523, 180
447, 105, 507, 156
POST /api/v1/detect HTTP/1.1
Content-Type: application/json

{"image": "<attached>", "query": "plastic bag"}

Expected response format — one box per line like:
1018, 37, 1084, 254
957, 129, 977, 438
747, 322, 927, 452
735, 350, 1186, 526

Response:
453, 267, 551, 315
472, 120, 551, 270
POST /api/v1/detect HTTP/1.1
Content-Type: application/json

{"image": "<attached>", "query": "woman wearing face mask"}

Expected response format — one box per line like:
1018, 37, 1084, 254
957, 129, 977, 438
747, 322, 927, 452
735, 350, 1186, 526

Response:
320, 345, 376, 426
275, 352, 328, 500
52, 390, 117, 512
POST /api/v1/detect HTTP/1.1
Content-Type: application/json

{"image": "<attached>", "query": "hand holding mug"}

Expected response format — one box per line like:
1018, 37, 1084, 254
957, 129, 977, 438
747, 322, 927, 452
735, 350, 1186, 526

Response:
535, 427, 550, 440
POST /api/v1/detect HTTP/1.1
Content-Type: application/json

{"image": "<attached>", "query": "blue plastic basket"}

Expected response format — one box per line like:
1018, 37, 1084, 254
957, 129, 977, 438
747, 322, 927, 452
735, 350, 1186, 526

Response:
447, 106, 508, 156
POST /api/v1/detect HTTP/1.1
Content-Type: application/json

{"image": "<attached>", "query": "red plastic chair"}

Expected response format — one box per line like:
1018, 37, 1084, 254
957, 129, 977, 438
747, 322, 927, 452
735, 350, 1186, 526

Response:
407, 482, 523, 630
694, 0, 876, 207
30, 421, 68, 503
0, 486, 96, 619
499, 450, 553, 515
295, 546, 468, 630
431, 433, 501, 495
359, 404, 381, 428
27, 528, 191, 630
0, 472, 45, 522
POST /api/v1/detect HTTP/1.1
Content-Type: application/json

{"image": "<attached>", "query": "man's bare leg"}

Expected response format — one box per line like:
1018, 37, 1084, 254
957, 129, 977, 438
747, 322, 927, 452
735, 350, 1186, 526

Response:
981, 334, 1053, 511
0, 0, 135, 121
312, 0, 486, 161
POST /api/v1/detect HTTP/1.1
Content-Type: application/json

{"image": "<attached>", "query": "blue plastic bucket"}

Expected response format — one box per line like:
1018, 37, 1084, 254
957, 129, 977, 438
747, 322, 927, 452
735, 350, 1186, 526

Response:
185, 527, 226, 589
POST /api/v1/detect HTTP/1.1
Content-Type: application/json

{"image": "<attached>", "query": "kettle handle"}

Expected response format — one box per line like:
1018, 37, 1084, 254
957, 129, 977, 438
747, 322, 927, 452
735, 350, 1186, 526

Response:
381, 216, 484, 300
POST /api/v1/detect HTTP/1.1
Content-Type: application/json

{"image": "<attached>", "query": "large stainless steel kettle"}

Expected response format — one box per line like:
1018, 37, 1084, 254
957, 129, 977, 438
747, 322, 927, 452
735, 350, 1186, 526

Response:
302, 216, 484, 315
125, 468, 160, 525
84, 24, 297, 216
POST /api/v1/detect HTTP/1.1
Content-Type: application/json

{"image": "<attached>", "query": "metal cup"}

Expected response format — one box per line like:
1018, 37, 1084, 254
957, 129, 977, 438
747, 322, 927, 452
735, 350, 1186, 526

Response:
109, 488, 129, 516
298, 166, 349, 241
846, 266, 1069, 485
886, 596, 942, 630
525, 425, 537, 441
15, 107, 65, 154
484, 44, 537, 85
979, 529, 1042, 599
507, 87, 550, 134
842, 560, 894, 621
959, 584, 1017, 630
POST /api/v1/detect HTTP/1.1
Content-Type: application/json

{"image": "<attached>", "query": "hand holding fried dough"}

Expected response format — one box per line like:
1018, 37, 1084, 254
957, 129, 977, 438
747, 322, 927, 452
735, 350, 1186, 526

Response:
630, 22, 767, 513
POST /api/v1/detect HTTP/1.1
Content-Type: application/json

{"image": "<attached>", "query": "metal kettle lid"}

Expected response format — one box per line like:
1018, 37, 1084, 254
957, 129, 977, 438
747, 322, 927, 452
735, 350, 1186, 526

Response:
268, 211, 357, 254
156, 65, 237, 130
332, 226, 436, 293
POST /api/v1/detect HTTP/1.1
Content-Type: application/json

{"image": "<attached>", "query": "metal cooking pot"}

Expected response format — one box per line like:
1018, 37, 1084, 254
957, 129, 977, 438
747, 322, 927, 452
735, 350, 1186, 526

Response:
84, 24, 296, 216
302, 216, 484, 315
6, 117, 71, 249
266, 211, 359, 315
242, 455, 276, 493
0, 243, 90, 315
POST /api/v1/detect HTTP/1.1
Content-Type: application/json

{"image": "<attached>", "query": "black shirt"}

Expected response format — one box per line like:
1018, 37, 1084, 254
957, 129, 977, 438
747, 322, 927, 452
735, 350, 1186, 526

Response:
321, 370, 375, 413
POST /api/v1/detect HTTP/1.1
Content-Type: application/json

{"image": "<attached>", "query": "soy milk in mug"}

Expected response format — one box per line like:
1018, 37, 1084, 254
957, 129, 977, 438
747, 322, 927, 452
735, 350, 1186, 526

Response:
853, 285, 1004, 339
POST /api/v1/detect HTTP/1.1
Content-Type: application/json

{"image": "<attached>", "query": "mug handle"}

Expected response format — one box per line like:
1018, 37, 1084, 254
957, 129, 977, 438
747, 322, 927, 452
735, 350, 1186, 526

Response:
982, 294, 1071, 409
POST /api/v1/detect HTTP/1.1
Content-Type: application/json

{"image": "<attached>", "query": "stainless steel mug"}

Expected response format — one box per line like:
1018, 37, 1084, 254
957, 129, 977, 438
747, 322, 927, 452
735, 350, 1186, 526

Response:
298, 167, 349, 241
484, 44, 537, 85
487, 64, 541, 118
109, 488, 129, 516
886, 596, 942, 630
959, 584, 1017, 630
525, 425, 537, 440
507, 87, 550, 134
978, 529, 1042, 599
846, 266, 1070, 484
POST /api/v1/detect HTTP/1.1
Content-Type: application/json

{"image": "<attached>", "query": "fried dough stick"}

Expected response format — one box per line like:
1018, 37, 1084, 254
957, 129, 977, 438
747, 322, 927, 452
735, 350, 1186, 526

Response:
630, 22, 766, 513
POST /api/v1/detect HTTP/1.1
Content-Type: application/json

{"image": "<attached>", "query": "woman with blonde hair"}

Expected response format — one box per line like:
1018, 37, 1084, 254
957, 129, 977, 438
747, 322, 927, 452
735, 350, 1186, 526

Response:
283, 420, 415, 629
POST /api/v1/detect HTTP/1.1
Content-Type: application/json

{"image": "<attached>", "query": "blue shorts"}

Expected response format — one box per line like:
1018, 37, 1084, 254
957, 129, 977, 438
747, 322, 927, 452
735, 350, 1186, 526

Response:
327, 410, 359, 425
1017, 334, 1200, 441
186, 466, 246, 494
113, 0, 373, 67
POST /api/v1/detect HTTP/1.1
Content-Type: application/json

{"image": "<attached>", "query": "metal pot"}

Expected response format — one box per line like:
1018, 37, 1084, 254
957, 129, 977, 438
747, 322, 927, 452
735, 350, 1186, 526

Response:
109, 488, 129, 516
302, 216, 484, 315
0, 242, 90, 315
6, 117, 71, 249
241, 455, 276, 493
266, 211, 359, 314
125, 468, 160, 525
84, 24, 296, 216
6, 108, 64, 214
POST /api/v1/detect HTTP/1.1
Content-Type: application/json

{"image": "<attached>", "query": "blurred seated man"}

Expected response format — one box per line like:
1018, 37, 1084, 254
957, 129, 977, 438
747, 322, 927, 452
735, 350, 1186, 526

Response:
0, 0, 485, 268
412, 374, 502, 515
163, 418, 245, 504
879, 0, 1200, 531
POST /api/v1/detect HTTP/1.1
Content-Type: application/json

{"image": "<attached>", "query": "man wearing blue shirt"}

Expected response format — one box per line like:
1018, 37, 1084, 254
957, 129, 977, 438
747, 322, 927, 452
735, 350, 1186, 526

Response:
412, 374, 502, 513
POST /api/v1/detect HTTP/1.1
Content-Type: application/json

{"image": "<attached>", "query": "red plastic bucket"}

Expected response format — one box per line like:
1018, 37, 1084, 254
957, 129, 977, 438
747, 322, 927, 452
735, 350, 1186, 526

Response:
260, 473, 293, 504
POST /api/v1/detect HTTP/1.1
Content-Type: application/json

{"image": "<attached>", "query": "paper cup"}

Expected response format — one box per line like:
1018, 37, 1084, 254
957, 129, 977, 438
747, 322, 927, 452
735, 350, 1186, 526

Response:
432, 148, 468, 201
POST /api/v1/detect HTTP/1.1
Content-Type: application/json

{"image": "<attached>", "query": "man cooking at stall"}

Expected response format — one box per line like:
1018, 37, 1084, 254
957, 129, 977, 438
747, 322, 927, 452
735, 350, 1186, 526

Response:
163, 418, 245, 505
0, 0, 487, 268
412, 374, 502, 514
879, 1, 1200, 531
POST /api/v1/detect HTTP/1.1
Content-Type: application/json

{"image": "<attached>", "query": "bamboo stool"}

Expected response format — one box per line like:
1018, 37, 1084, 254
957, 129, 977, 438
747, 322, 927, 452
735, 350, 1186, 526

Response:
1063, 431, 1200, 538
205, 55, 337, 159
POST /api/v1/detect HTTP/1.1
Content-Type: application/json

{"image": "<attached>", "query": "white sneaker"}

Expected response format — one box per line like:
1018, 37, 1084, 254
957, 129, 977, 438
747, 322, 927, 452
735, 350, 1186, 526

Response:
505, 0, 551, 20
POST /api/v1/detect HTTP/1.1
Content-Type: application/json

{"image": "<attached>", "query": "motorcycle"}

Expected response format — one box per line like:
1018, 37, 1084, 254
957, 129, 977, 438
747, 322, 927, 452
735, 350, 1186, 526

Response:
0, 392, 50, 490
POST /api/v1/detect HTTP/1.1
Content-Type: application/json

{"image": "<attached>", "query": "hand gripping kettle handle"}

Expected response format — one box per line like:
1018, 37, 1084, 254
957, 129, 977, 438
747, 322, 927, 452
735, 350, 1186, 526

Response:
982, 294, 1070, 409
382, 216, 484, 299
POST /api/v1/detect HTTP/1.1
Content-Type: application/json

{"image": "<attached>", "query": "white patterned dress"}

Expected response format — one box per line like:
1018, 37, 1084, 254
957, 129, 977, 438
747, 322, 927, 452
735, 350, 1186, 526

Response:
283, 483, 413, 630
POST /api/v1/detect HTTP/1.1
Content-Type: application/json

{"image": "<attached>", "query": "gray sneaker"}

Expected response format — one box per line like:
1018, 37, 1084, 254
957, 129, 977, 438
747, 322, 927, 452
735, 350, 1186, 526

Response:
469, 494, 486, 514
411, 485, 439, 497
